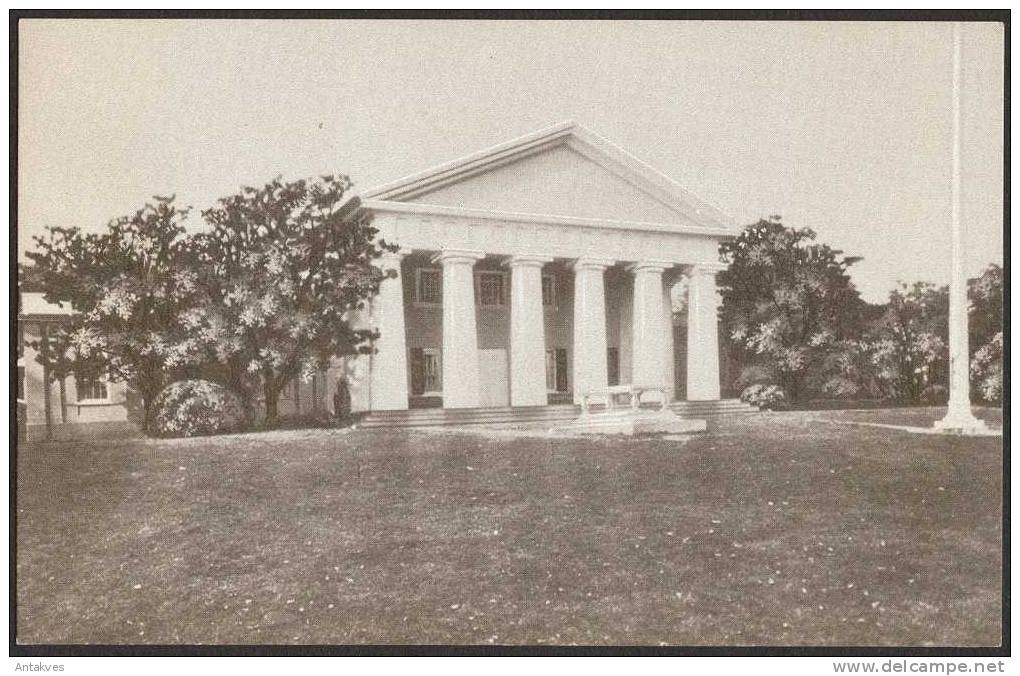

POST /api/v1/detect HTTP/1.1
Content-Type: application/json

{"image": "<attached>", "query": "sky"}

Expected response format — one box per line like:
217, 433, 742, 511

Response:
18, 19, 1004, 302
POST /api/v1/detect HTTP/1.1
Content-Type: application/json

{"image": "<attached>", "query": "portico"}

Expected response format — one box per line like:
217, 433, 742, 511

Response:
344, 121, 737, 413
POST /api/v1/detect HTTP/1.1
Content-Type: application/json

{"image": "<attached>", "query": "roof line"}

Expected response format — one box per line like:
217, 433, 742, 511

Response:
360, 121, 737, 232
361, 120, 578, 200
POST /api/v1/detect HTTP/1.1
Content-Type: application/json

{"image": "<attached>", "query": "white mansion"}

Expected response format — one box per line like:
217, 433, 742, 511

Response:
344, 121, 735, 414
19, 122, 737, 438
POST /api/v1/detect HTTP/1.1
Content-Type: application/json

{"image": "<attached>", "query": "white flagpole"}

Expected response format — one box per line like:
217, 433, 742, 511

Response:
935, 22, 986, 434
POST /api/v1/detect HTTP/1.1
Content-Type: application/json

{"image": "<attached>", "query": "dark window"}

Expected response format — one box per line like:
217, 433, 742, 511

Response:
555, 348, 568, 393
542, 275, 556, 306
410, 348, 425, 395
410, 348, 442, 395
477, 272, 505, 306
607, 347, 620, 386
545, 350, 557, 391
417, 269, 442, 304
76, 371, 109, 402
424, 351, 441, 392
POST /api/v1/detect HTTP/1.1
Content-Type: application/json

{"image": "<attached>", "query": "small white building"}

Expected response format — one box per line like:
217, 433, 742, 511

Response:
18, 292, 136, 440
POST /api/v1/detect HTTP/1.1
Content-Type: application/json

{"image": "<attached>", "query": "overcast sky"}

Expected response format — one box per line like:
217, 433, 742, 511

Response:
18, 19, 1004, 302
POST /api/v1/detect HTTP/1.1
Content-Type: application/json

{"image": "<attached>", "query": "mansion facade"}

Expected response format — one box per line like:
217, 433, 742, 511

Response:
18, 122, 736, 438
343, 121, 734, 413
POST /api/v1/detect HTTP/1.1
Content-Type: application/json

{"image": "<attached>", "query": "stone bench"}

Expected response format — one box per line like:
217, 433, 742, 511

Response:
580, 385, 671, 415
560, 384, 703, 435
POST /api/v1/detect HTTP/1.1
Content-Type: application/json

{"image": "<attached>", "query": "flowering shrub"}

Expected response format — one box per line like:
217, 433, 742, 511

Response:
977, 372, 1003, 405
733, 365, 774, 392
971, 332, 1003, 404
740, 384, 788, 410
151, 379, 244, 438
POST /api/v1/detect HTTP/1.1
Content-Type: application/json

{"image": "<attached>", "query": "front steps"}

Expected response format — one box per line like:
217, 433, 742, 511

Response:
358, 398, 757, 429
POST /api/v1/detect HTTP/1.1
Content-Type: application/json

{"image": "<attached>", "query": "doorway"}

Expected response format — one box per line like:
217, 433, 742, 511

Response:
478, 348, 509, 407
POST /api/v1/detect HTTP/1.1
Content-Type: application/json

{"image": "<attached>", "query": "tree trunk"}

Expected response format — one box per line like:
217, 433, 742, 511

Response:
58, 376, 67, 424
264, 384, 280, 427
40, 323, 53, 441
142, 392, 155, 434
786, 372, 802, 404
239, 390, 257, 428
225, 362, 257, 428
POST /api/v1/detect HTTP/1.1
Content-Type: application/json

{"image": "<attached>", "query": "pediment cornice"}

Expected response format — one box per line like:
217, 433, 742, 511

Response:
361, 121, 737, 233
363, 199, 733, 239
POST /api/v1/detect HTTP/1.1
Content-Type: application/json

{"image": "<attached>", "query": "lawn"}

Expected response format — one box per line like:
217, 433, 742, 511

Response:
16, 408, 1003, 646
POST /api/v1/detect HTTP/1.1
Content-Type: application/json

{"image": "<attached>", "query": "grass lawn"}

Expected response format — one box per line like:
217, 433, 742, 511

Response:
16, 408, 1003, 646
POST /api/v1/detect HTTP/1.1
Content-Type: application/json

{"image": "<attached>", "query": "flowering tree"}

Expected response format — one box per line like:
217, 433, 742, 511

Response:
192, 175, 394, 426
968, 264, 1003, 403
25, 196, 200, 428
718, 216, 866, 402
968, 263, 1003, 350
971, 332, 1002, 404
873, 281, 949, 402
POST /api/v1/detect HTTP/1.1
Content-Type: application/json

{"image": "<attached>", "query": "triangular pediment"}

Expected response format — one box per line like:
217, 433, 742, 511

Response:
401, 144, 686, 224
362, 122, 735, 231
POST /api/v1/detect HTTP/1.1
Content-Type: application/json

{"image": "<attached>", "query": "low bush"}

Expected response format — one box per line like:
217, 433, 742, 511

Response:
740, 383, 788, 410
151, 379, 244, 438
919, 384, 949, 405
733, 365, 773, 392
271, 410, 336, 431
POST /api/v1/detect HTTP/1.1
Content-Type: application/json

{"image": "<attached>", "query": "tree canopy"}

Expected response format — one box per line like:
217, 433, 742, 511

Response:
190, 174, 395, 424
25, 196, 198, 424
718, 216, 866, 402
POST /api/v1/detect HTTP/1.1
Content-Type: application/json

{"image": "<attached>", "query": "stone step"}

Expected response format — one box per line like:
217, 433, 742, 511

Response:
365, 399, 750, 415
358, 399, 757, 428
673, 403, 755, 412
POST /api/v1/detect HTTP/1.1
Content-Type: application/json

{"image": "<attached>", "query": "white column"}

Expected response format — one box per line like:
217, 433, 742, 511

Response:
437, 249, 485, 409
686, 263, 725, 401
935, 23, 986, 433
572, 258, 614, 404
508, 255, 553, 407
628, 261, 672, 391
662, 276, 677, 402
340, 305, 373, 412
368, 251, 409, 411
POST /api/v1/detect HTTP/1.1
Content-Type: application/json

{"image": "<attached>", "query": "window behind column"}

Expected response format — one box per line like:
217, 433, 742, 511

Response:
415, 268, 442, 305
545, 350, 556, 392
476, 271, 506, 307
542, 274, 556, 307
410, 347, 442, 395
546, 348, 568, 393
555, 349, 568, 392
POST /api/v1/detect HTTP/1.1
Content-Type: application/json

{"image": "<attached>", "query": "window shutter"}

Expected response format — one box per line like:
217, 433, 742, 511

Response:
410, 348, 425, 395
555, 348, 568, 392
